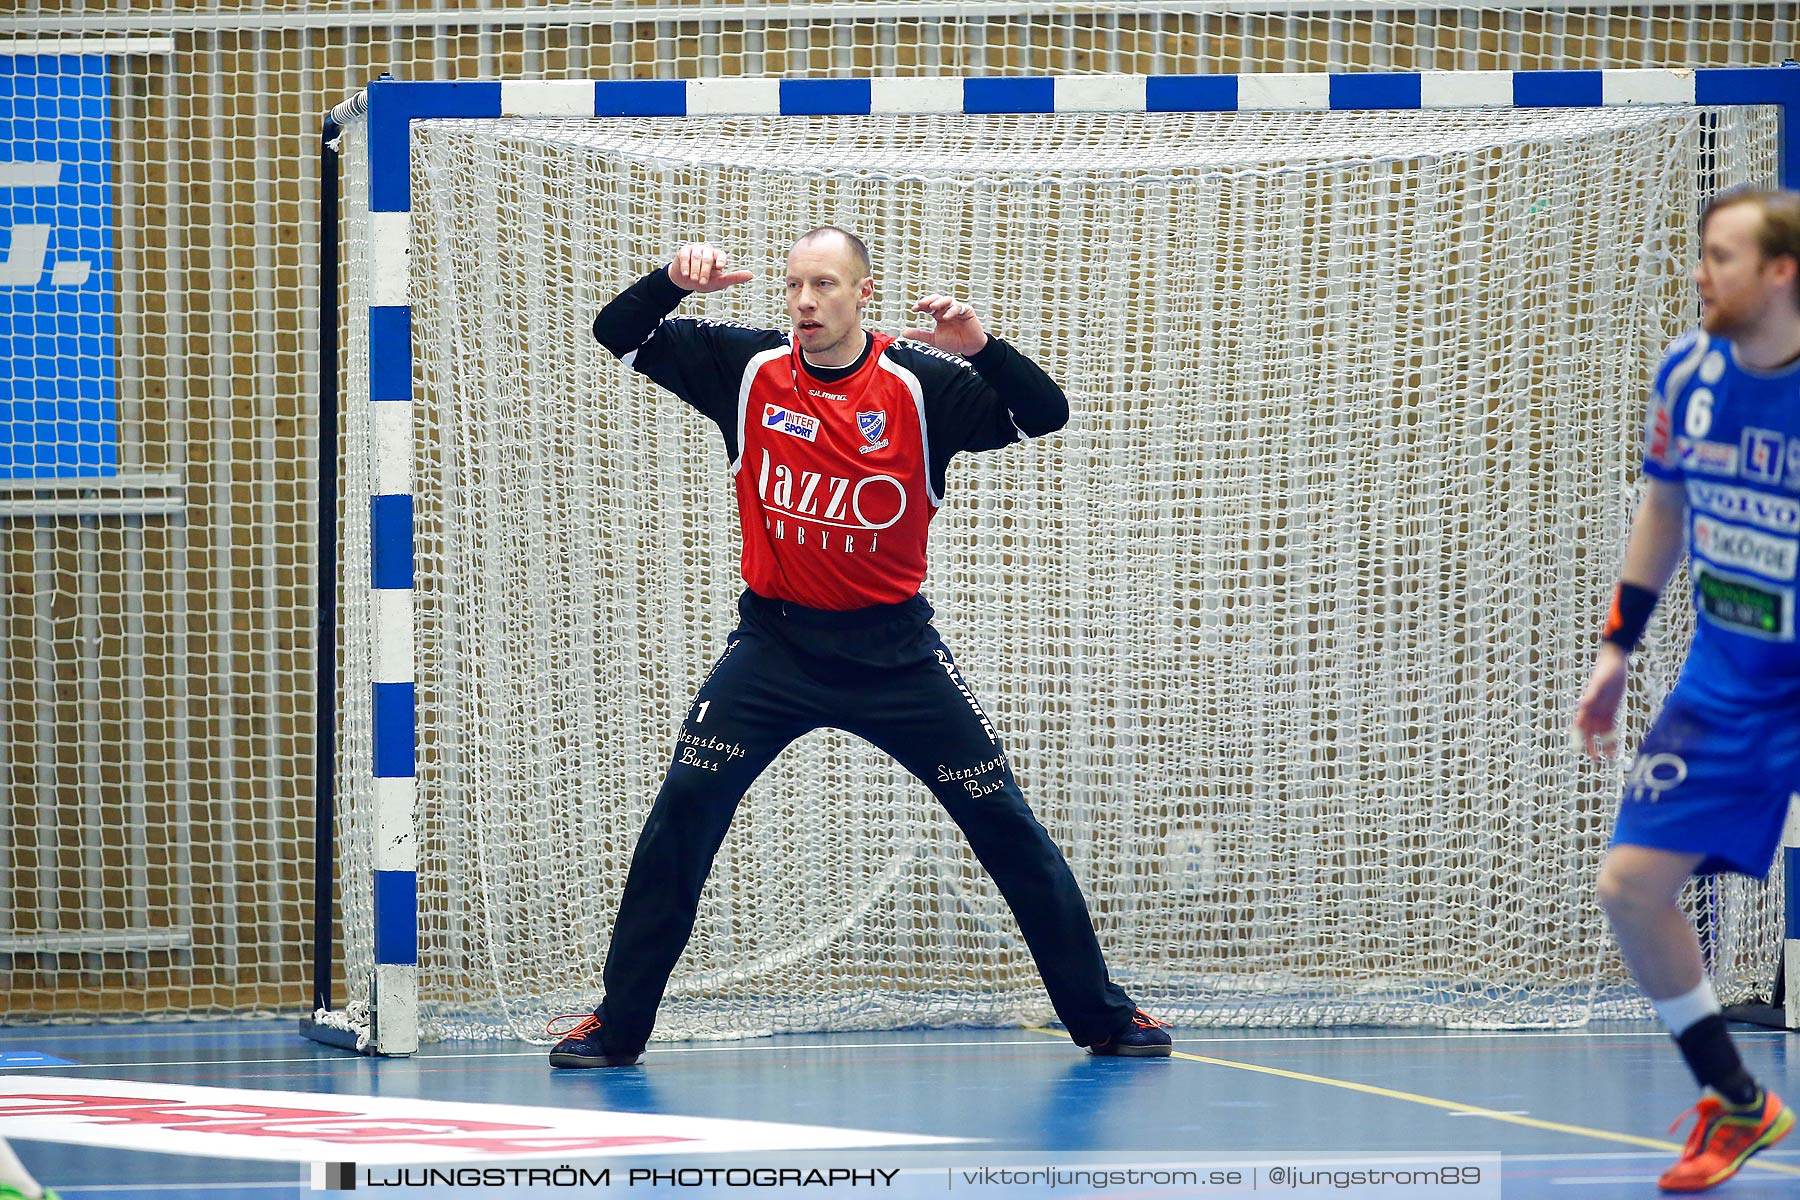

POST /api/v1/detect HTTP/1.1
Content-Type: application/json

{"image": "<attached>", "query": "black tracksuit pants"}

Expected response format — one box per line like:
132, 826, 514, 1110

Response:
595, 589, 1137, 1054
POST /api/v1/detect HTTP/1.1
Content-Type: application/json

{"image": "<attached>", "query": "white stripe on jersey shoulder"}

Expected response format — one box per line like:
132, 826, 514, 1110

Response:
893, 335, 979, 372
894, 336, 1030, 442
1664, 328, 1703, 358
1661, 330, 1711, 401
622, 316, 765, 370
875, 351, 940, 508
733, 345, 793, 476
619, 319, 665, 370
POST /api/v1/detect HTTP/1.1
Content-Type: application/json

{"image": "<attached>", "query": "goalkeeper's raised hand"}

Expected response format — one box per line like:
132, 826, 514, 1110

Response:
668, 242, 753, 293
903, 295, 990, 357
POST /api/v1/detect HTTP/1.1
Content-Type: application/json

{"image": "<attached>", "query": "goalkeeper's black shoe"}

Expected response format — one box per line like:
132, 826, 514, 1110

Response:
547, 1012, 642, 1068
1087, 1009, 1173, 1058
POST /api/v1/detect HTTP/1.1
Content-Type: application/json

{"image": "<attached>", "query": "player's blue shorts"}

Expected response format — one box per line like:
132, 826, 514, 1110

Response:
1610, 686, 1800, 879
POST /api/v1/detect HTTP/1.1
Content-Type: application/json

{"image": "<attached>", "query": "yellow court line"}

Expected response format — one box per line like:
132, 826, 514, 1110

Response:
1023, 1027, 1800, 1179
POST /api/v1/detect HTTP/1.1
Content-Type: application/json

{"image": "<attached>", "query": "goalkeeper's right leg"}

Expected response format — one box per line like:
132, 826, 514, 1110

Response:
551, 625, 810, 1068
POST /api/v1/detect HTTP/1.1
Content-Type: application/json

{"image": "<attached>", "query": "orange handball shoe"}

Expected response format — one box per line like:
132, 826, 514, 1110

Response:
1659, 1090, 1794, 1193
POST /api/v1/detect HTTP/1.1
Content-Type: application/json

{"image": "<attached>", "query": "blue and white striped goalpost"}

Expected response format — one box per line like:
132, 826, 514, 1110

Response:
306, 65, 1800, 1057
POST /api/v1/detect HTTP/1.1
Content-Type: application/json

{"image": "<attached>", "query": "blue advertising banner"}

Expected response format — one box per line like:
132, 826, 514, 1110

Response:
1, 55, 120, 477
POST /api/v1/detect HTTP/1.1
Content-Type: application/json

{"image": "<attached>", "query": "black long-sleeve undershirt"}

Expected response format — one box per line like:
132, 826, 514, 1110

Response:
592, 267, 1070, 443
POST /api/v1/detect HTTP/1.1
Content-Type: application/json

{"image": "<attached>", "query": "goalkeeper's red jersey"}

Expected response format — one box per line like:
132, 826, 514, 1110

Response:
730, 332, 937, 608
598, 271, 1069, 610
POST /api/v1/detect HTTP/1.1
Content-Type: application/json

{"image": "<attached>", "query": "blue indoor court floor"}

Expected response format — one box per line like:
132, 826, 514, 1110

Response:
2, 1019, 1799, 1199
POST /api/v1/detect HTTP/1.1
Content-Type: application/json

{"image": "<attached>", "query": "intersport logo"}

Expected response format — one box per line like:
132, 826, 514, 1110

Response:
762, 404, 820, 442
1688, 481, 1800, 536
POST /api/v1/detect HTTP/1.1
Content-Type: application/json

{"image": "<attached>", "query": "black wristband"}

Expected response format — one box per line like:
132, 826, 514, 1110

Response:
1601, 582, 1659, 653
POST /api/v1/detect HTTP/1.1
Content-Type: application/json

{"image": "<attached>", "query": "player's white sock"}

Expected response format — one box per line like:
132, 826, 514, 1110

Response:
0, 1137, 45, 1198
1652, 977, 1721, 1038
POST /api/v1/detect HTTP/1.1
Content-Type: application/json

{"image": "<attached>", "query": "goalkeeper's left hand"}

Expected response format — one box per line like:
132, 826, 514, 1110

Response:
903, 295, 990, 357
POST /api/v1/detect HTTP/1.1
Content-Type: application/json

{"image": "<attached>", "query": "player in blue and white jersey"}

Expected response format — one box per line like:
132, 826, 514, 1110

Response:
1574, 187, 1800, 1193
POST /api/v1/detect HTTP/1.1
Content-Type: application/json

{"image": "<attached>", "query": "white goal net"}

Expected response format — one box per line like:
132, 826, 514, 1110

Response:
335, 98, 1781, 1043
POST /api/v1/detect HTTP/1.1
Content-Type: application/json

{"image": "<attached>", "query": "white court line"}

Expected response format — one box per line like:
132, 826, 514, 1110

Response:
8, 1026, 1783, 1072
2, 1057, 341, 1071
0, 1041, 1069, 1071
14, 1023, 1774, 1046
